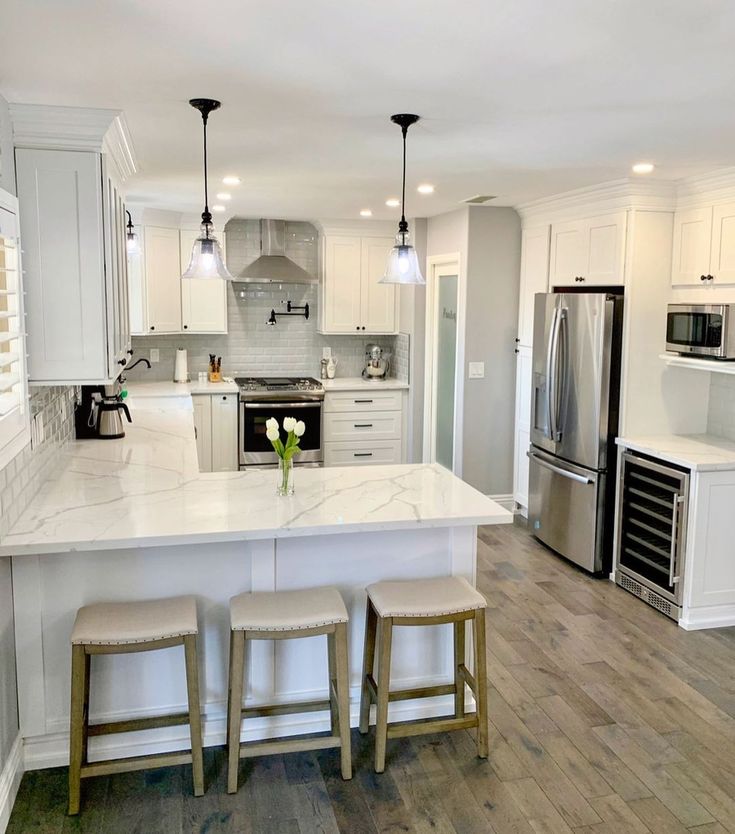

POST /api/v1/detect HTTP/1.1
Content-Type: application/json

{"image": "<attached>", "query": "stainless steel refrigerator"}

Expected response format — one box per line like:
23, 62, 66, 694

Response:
528, 291, 623, 573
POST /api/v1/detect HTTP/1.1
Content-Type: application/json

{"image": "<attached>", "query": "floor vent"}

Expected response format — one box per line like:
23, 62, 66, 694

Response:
618, 572, 674, 619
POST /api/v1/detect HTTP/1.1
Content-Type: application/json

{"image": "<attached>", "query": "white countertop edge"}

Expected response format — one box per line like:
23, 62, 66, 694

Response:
616, 434, 735, 471
1, 511, 512, 557
322, 377, 409, 391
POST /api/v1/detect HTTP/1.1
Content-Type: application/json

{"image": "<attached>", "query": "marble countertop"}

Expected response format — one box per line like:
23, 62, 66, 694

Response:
322, 377, 409, 391
616, 434, 735, 471
125, 379, 240, 396
0, 394, 510, 556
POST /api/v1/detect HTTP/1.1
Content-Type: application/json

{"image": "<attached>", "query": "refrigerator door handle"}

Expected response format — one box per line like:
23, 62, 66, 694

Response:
545, 307, 559, 440
548, 307, 564, 441
527, 450, 593, 484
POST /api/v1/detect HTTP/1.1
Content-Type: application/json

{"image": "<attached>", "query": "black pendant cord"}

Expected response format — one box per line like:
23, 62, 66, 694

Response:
201, 111, 212, 230
399, 126, 408, 236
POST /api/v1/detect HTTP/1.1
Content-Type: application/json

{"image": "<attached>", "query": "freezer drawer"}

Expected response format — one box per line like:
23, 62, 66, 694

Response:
528, 448, 606, 572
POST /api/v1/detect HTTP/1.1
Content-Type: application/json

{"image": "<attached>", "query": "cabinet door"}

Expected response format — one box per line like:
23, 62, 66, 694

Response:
127, 238, 147, 335
15, 148, 107, 382
549, 219, 587, 286
103, 172, 131, 374
211, 392, 238, 471
584, 212, 626, 285
672, 207, 713, 286
192, 395, 212, 472
360, 237, 397, 334
144, 226, 182, 333
180, 229, 228, 333
709, 203, 735, 285
321, 236, 362, 333
513, 346, 533, 511
518, 226, 550, 346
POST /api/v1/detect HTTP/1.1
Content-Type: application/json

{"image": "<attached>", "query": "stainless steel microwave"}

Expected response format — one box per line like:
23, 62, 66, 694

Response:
666, 304, 735, 359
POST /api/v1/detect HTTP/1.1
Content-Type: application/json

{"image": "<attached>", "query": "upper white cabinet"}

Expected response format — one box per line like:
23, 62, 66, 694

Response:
319, 234, 397, 334
517, 225, 550, 346
144, 226, 182, 333
672, 203, 735, 286
549, 211, 626, 287
12, 104, 136, 384
179, 229, 228, 333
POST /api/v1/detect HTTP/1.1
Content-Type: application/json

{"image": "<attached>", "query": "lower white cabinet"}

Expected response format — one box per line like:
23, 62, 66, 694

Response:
192, 393, 238, 472
323, 388, 404, 466
512, 347, 533, 513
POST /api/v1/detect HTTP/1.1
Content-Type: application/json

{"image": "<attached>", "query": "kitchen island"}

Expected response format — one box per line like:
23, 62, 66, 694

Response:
1, 393, 511, 770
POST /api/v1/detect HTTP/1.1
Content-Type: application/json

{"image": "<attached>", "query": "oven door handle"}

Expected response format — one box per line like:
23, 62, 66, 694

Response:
243, 401, 322, 409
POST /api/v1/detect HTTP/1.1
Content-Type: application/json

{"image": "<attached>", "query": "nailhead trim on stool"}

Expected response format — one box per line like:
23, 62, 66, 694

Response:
359, 576, 489, 772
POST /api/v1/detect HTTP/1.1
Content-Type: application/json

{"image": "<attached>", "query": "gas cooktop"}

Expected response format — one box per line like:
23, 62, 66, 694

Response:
235, 376, 324, 398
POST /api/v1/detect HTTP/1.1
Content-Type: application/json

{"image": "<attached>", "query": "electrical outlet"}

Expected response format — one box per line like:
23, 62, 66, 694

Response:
322, 347, 332, 359
150, 348, 160, 363
468, 361, 485, 379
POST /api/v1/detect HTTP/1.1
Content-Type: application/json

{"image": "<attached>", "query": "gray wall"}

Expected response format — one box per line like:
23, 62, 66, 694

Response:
0, 93, 15, 197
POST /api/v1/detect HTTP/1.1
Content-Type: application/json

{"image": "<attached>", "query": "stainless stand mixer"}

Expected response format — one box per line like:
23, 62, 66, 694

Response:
362, 344, 391, 380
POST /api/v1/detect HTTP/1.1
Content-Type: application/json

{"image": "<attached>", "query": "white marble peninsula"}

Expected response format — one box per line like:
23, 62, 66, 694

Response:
0, 392, 511, 770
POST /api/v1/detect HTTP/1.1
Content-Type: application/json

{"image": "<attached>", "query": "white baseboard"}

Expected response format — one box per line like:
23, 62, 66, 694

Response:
488, 493, 515, 513
678, 604, 735, 631
0, 733, 23, 834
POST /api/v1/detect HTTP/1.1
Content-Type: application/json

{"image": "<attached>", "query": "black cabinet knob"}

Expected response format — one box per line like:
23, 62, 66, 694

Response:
118, 357, 127, 366
183, 324, 188, 329
222, 395, 227, 400
150, 325, 155, 331
514, 337, 520, 343
362, 326, 366, 330
127, 348, 134, 355
708, 274, 715, 281
355, 326, 359, 331
701, 274, 707, 281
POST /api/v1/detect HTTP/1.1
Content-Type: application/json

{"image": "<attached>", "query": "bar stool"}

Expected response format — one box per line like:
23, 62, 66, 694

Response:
226, 586, 351, 794
68, 595, 204, 815
359, 575, 488, 772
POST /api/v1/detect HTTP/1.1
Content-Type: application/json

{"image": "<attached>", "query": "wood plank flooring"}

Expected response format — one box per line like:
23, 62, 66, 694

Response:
8, 521, 735, 833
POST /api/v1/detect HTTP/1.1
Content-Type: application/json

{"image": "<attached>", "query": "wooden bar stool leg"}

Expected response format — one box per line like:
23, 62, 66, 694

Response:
374, 616, 393, 773
80, 652, 91, 766
68, 644, 87, 815
327, 630, 339, 735
227, 630, 246, 794
334, 621, 352, 780
183, 634, 205, 797
473, 608, 489, 758
453, 619, 466, 719
359, 598, 377, 734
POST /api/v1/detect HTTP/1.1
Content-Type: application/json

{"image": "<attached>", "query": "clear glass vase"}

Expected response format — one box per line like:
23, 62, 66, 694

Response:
277, 457, 294, 496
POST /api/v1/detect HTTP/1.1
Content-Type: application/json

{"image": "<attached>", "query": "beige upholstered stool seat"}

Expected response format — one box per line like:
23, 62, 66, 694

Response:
71, 596, 198, 645
230, 586, 348, 632
366, 576, 486, 618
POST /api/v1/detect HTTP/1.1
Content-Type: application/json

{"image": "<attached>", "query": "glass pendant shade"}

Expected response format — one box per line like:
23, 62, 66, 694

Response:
126, 230, 139, 254
380, 230, 424, 285
182, 223, 233, 280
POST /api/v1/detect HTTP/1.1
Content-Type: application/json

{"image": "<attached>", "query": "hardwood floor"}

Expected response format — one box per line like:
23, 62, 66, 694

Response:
8, 521, 735, 833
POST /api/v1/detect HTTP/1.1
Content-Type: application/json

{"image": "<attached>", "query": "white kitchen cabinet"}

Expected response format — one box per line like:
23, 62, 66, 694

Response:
549, 212, 626, 287
323, 387, 404, 466
144, 226, 182, 333
324, 440, 402, 466
319, 235, 397, 334
517, 225, 550, 346
192, 392, 238, 472
15, 147, 132, 383
512, 346, 532, 513
671, 207, 713, 286
179, 228, 228, 333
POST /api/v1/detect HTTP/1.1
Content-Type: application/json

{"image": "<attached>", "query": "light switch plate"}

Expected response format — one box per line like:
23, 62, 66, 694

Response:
150, 348, 160, 363
468, 361, 485, 379
322, 346, 332, 359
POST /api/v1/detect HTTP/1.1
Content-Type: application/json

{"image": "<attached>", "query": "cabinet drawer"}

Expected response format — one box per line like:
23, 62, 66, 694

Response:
324, 410, 401, 442
324, 440, 402, 467
324, 389, 402, 413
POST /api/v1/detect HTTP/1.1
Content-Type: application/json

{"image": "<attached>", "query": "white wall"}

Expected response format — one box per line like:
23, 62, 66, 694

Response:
0, 93, 15, 196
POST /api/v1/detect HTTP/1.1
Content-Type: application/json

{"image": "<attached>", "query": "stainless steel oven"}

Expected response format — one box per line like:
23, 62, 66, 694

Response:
239, 398, 323, 467
666, 303, 735, 359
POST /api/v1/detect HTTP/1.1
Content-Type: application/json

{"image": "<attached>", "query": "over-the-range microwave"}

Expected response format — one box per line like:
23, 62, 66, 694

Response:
666, 303, 735, 359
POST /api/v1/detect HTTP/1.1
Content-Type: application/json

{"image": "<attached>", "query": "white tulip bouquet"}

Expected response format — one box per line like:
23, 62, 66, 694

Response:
266, 416, 305, 495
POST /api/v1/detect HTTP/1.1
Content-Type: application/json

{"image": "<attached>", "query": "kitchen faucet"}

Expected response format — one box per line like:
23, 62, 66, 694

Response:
125, 357, 152, 372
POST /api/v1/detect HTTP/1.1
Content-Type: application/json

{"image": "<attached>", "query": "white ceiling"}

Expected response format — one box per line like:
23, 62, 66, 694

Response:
2, 0, 735, 220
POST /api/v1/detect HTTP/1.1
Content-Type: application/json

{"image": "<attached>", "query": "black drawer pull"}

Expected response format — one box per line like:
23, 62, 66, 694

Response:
354, 423, 373, 428
354, 399, 373, 404
354, 452, 373, 457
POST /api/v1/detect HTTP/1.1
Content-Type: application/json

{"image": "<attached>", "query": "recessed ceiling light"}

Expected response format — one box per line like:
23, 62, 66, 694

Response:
360, 209, 373, 217
222, 176, 241, 185
385, 198, 400, 208
417, 184, 434, 194
632, 162, 655, 174
212, 204, 226, 212
216, 192, 231, 201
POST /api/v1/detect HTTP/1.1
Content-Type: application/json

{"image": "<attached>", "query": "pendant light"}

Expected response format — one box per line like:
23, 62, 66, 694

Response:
182, 98, 233, 280
125, 210, 138, 253
380, 113, 425, 285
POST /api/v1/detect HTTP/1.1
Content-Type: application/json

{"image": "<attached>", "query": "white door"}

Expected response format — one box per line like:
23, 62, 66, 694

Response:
584, 212, 626, 285
512, 346, 533, 513
672, 207, 713, 286
709, 202, 735, 285
179, 229, 228, 333
518, 226, 550, 346
321, 236, 362, 333
144, 226, 182, 333
360, 237, 397, 334
549, 219, 587, 286
424, 256, 463, 473
192, 395, 212, 472
211, 392, 238, 471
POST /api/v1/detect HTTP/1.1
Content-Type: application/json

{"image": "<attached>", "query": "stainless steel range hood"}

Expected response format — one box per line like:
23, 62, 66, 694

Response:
235, 219, 316, 284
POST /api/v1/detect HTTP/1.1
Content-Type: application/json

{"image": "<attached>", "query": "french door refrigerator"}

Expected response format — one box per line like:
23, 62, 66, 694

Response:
528, 291, 623, 573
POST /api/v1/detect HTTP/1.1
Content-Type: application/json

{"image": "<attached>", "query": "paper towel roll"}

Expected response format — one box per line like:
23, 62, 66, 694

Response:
174, 348, 188, 383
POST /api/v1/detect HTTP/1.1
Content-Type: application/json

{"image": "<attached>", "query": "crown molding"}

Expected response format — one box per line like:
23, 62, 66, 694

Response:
9, 103, 137, 183
674, 167, 735, 208
516, 178, 676, 225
